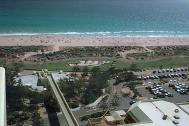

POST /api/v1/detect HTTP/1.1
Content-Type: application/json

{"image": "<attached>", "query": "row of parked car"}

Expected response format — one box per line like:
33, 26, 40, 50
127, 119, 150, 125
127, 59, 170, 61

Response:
146, 84, 173, 98
139, 67, 188, 81
153, 68, 188, 74
139, 73, 187, 80
169, 83, 189, 95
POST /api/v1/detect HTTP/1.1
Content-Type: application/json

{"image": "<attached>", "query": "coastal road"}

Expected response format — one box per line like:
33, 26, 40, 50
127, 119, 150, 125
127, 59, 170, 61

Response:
48, 75, 79, 126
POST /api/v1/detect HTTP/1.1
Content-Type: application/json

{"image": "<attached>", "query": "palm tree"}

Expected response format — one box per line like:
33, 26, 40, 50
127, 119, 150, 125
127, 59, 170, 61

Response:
82, 66, 89, 77
72, 65, 80, 77
75, 77, 84, 97
17, 78, 23, 86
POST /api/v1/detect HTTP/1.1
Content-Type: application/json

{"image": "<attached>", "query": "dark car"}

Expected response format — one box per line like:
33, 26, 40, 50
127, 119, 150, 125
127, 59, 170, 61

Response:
182, 75, 187, 79
169, 83, 175, 87
180, 91, 188, 95
168, 93, 173, 97
129, 100, 136, 105
157, 94, 165, 98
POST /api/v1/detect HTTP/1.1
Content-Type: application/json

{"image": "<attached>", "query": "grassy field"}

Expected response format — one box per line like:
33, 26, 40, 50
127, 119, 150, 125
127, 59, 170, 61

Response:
23, 56, 189, 71
24, 59, 78, 71
137, 56, 189, 69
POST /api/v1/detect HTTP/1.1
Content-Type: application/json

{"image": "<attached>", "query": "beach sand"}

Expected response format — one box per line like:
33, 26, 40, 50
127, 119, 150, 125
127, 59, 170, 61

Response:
0, 35, 189, 51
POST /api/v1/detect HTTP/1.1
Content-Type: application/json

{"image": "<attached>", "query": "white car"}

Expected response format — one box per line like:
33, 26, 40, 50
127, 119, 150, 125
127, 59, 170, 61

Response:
176, 89, 181, 92
165, 93, 169, 96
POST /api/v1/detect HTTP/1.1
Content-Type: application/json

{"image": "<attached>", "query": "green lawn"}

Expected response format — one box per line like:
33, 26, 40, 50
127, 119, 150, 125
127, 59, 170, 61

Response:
136, 56, 189, 69
24, 59, 78, 71
23, 56, 189, 71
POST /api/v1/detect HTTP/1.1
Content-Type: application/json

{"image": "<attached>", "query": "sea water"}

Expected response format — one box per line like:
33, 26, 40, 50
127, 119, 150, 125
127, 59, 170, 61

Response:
0, 0, 189, 36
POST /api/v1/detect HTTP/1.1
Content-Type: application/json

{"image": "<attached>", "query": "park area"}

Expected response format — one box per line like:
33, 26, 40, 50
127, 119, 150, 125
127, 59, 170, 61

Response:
22, 56, 189, 72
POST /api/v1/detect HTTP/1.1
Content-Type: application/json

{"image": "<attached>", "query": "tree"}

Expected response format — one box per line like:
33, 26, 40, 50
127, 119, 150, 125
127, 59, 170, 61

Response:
75, 78, 84, 97
127, 81, 137, 91
125, 72, 137, 81
6, 62, 44, 125
5, 67, 17, 86
11, 79, 17, 86
17, 78, 23, 86
129, 63, 139, 71
91, 66, 101, 77
58, 79, 75, 99
72, 65, 80, 77
81, 88, 96, 105
13, 62, 24, 73
16, 98, 24, 109
82, 66, 89, 77
44, 90, 60, 113
32, 110, 41, 126
159, 64, 163, 69
106, 67, 118, 78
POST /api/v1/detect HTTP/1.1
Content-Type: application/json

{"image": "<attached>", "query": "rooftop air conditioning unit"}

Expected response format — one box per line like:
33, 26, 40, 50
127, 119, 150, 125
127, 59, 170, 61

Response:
174, 115, 180, 119
162, 115, 168, 120
173, 120, 179, 124
174, 109, 179, 113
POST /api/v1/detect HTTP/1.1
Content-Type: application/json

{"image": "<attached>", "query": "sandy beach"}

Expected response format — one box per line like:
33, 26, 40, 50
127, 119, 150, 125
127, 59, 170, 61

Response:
0, 35, 189, 51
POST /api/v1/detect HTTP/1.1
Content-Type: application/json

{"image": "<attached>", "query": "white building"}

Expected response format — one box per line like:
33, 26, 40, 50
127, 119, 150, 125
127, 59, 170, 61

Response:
0, 67, 6, 126
125, 100, 189, 126
94, 100, 189, 126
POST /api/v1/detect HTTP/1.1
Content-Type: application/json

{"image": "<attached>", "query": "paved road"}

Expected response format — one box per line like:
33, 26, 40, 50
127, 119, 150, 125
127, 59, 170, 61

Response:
48, 76, 79, 126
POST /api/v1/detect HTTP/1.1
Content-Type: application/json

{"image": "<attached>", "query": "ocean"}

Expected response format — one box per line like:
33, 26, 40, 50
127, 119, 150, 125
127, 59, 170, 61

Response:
0, 0, 189, 36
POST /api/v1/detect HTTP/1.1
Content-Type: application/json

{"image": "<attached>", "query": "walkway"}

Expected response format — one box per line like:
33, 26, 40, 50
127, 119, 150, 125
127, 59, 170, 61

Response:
48, 75, 79, 126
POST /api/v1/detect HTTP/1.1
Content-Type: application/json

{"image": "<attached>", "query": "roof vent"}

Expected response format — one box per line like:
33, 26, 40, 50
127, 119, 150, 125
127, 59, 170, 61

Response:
173, 120, 179, 124
174, 115, 180, 119
162, 115, 168, 120
174, 109, 179, 113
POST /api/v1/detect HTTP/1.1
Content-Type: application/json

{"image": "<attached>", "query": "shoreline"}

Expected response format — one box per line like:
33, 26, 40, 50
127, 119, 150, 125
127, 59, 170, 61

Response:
0, 31, 188, 37
1, 35, 189, 51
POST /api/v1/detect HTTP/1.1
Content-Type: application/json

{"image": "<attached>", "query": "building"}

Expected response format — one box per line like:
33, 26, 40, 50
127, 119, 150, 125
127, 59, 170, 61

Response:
0, 67, 6, 126
101, 110, 126, 126
89, 100, 189, 126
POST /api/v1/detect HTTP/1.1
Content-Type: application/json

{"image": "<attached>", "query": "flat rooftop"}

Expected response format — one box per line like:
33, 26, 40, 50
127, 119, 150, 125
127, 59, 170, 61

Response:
178, 103, 189, 115
134, 100, 189, 126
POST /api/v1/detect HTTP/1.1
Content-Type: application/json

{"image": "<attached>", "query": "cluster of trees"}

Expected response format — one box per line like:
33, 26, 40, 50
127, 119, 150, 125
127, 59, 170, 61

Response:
58, 79, 77, 99
0, 46, 46, 58
58, 77, 84, 107
152, 46, 189, 57
115, 68, 137, 84
111, 64, 143, 99
5, 63, 43, 125
129, 63, 141, 72
57, 63, 142, 109
58, 66, 114, 106
34, 47, 127, 62
82, 67, 110, 104
44, 85, 60, 113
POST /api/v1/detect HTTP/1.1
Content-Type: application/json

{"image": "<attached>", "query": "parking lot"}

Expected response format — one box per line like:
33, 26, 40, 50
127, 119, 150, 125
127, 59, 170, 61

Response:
139, 68, 188, 81
137, 67, 189, 103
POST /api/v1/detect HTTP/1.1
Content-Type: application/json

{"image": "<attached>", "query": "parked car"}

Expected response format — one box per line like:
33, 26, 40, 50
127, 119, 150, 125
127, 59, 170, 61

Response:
129, 100, 136, 105
157, 93, 165, 98
169, 83, 175, 87
167, 93, 173, 97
